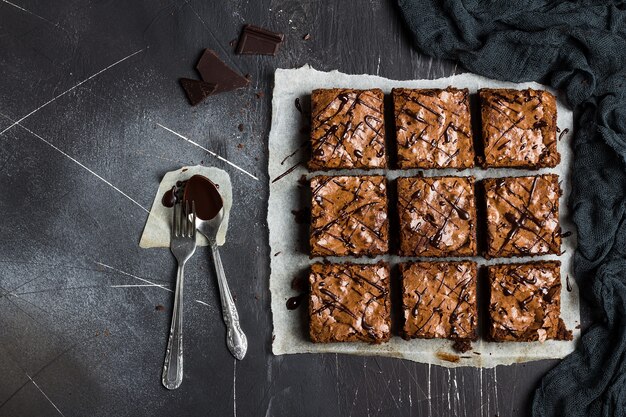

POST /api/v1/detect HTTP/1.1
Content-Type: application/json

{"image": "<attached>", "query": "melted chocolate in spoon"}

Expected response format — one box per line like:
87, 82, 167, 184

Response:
182, 175, 223, 220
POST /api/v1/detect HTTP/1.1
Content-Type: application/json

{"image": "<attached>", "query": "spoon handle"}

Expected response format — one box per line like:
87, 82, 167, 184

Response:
210, 243, 248, 360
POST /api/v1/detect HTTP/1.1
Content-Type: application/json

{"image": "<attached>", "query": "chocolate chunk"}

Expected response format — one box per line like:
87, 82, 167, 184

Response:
195, 49, 249, 94
236, 24, 284, 55
179, 78, 217, 106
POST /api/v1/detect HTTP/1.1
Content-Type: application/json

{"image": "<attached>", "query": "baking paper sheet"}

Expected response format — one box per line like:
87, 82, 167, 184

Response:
268, 66, 580, 368
140, 165, 232, 248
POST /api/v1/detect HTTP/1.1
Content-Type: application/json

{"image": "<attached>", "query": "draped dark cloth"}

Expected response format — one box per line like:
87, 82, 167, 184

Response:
397, 1, 626, 415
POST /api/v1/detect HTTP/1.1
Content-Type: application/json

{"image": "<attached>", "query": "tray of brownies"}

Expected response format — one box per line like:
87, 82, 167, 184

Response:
268, 66, 579, 368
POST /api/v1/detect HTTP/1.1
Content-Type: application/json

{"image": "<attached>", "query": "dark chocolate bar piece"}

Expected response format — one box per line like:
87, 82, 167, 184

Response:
236, 24, 284, 56
179, 78, 217, 106
195, 49, 249, 94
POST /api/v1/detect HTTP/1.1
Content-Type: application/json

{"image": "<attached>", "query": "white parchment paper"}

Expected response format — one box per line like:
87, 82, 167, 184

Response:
140, 165, 232, 248
268, 66, 580, 368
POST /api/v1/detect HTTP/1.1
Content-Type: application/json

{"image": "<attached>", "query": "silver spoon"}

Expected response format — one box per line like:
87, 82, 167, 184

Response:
185, 176, 247, 360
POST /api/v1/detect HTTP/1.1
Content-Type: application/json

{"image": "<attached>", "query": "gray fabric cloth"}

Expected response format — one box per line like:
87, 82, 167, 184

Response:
397, 1, 626, 416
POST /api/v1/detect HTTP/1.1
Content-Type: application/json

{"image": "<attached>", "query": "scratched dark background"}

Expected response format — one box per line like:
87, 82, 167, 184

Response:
0, 1, 583, 416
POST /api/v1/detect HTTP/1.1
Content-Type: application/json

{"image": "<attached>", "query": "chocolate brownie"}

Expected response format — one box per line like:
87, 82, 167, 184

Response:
488, 261, 572, 342
397, 176, 476, 257
309, 262, 391, 343
393, 87, 474, 169
309, 89, 386, 170
310, 176, 388, 257
480, 88, 559, 168
484, 174, 561, 258
401, 261, 477, 340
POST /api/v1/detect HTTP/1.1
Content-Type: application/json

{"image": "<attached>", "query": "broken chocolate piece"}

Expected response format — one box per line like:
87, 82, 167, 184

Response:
195, 49, 249, 94
236, 24, 284, 55
179, 78, 217, 106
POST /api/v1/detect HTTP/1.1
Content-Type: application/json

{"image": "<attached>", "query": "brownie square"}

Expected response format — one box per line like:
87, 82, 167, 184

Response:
484, 174, 561, 258
480, 88, 559, 168
401, 261, 477, 340
397, 176, 476, 257
309, 88, 386, 170
310, 175, 388, 257
393, 88, 474, 169
309, 262, 391, 343
488, 261, 572, 342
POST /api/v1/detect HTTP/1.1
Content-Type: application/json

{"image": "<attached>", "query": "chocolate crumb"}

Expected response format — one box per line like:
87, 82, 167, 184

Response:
303, 33, 311, 40
155, 305, 165, 311
291, 207, 310, 224
245, 73, 251, 80
237, 143, 244, 149
473, 351, 481, 355
238, 123, 244, 132
436, 352, 460, 363
452, 340, 472, 353
103, 329, 111, 337
274, 251, 282, 256
575, 324, 581, 329
256, 91, 264, 99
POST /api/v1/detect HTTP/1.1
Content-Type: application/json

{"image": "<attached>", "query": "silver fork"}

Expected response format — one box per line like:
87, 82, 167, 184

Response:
162, 200, 196, 390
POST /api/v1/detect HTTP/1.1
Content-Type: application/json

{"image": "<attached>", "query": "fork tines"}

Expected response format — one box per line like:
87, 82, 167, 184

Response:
172, 200, 196, 238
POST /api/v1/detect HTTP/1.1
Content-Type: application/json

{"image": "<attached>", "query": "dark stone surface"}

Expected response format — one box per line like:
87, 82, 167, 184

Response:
0, 1, 564, 416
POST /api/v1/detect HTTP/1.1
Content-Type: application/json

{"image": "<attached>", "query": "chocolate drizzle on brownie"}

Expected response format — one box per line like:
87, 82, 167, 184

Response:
401, 261, 478, 341
480, 88, 559, 168
310, 176, 388, 257
309, 89, 386, 170
397, 176, 476, 257
309, 262, 391, 343
392, 88, 474, 169
488, 262, 572, 342
484, 174, 561, 257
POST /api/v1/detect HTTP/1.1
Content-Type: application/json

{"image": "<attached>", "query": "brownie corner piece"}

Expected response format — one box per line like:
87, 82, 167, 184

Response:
400, 261, 478, 340
397, 175, 476, 257
309, 88, 386, 170
487, 261, 572, 342
310, 175, 388, 257
393, 87, 474, 169
479, 88, 559, 168
308, 262, 391, 343
484, 174, 561, 258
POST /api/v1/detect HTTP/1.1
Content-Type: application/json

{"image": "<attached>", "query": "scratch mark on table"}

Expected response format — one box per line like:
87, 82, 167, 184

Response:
452, 368, 460, 415
156, 123, 259, 180
335, 353, 341, 409
11, 285, 108, 296
0, 49, 145, 136
233, 358, 237, 417
479, 367, 484, 416
493, 367, 499, 416
347, 386, 359, 417
427, 363, 432, 417
110, 284, 170, 289
446, 368, 451, 412
29, 376, 65, 417
1, 0, 67, 32
0, 336, 94, 412
97, 262, 172, 291
97, 261, 211, 306
2, 120, 149, 213
376, 55, 381, 75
